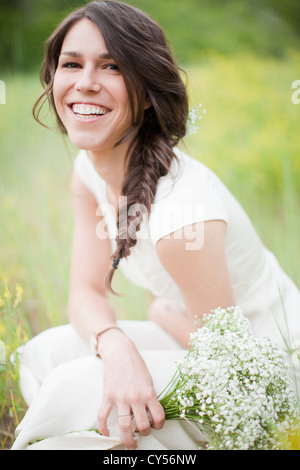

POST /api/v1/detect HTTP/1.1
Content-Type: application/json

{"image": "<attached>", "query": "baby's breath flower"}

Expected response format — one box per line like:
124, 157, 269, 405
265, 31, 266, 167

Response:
159, 306, 300, 450
186, 103, 206, 136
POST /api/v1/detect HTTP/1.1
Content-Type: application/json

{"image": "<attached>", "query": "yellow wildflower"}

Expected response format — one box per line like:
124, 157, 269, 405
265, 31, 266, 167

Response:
13, 283, 23, 308
0, 296, 4, 307
0, 321, 5, 335
4, 285, 11, 300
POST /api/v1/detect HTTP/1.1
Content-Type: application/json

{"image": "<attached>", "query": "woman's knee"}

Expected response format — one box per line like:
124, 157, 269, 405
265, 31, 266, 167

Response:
147, 298, 186, 324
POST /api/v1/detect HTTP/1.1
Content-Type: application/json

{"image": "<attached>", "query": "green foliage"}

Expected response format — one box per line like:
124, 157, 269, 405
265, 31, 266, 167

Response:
1, 0, 300, 72
132, 0, 300, 62
0, 277, 28, 449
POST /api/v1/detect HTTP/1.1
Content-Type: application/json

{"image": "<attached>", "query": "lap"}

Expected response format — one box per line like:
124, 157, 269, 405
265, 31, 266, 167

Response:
13, 331, 195, 450
18, 320, 184, 404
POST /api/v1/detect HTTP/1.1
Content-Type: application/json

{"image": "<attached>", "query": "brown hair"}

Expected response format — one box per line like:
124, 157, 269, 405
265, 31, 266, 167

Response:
33, 0, 189, 294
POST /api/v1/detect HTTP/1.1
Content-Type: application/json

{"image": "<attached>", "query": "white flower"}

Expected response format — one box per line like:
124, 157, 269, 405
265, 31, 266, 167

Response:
186, 103, 207, 136
159, 305, 300, 450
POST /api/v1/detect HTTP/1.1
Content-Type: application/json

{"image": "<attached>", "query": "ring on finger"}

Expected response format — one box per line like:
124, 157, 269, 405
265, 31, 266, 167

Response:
118, 412, 133, 417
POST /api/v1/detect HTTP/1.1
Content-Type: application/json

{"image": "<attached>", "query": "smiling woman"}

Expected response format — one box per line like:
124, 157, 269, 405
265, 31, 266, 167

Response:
12, 0, 300, 451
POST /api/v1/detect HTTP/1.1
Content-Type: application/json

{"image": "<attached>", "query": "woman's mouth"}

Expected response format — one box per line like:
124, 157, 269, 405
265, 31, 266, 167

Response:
70, 103, 111, 120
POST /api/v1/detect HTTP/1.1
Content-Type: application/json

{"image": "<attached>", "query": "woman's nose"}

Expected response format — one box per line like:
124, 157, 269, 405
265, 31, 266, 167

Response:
75, 68, 101, 93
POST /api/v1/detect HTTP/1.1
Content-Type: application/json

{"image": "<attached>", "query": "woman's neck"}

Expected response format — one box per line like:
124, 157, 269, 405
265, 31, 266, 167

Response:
87, 143, 130, 204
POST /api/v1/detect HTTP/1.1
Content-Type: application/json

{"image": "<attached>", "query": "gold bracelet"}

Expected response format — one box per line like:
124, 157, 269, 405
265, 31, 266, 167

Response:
89, 326, 123, 358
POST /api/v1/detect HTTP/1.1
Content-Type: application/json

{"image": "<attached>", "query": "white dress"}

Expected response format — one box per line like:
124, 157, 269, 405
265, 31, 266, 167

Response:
12, 148, 300, 450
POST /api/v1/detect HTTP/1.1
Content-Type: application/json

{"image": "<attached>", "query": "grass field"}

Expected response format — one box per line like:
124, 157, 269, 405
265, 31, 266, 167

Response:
0, 51, 300, 448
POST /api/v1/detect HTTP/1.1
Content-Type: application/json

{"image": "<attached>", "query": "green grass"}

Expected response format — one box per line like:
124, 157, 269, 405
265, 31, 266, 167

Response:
0, 51, 300, 448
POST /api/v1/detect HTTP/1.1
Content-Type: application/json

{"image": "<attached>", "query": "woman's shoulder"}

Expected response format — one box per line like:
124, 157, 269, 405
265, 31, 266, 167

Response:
155, 147, 225, 203
147, 148, 229, 246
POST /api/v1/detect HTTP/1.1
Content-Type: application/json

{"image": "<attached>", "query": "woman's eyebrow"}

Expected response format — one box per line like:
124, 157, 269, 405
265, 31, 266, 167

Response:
60, 50, 113, 59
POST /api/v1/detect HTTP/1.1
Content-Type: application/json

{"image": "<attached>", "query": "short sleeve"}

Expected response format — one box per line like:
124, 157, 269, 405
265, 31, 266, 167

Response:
148, 150, 229, 246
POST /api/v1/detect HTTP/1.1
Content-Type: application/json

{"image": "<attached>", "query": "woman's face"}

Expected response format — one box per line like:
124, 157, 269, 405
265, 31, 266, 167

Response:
53, 18, 133, 156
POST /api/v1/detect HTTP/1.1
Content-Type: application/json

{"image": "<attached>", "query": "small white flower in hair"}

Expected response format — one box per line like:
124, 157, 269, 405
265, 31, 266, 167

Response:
186, 103, 207, 136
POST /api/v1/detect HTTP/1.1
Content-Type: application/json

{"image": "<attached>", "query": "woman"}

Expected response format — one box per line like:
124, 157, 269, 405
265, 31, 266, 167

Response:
12, 0, 300, 450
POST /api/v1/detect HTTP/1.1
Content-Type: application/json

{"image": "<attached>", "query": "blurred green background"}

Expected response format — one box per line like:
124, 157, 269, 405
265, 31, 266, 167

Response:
0, 0, 299, 334
0, 0, 300, 448
1, 0, 300, 71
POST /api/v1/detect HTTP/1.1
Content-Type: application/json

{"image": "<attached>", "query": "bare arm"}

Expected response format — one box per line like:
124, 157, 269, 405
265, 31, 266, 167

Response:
67, 170, 164, 450
67, 170, 116, 337
154, 221, 235, 348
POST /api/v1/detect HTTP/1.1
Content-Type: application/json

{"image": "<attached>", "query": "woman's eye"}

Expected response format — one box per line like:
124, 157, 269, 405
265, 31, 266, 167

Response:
58, 61, 119, 72
105, 63, 119, 71
62, 62, 81, 69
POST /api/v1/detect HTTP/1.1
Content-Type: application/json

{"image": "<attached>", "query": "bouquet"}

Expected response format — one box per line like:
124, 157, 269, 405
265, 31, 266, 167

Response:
158, 306, 300, 450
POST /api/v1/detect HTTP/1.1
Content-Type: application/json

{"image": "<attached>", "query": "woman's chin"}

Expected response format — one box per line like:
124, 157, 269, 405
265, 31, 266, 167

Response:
67, 134, 101, 152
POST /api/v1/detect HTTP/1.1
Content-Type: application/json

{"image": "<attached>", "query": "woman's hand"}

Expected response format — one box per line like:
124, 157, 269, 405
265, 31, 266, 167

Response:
96, 328, 165, 450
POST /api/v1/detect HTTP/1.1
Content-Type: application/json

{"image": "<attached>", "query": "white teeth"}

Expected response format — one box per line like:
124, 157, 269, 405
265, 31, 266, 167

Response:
72, 104, 110, 116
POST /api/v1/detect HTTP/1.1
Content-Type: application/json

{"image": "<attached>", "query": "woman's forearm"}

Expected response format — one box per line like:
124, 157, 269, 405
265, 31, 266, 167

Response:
67, 285, 119, 342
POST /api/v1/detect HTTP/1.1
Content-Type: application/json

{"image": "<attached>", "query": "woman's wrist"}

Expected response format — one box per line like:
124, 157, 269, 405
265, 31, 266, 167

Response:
90, 325, 122, 357
96, 327, 131, 358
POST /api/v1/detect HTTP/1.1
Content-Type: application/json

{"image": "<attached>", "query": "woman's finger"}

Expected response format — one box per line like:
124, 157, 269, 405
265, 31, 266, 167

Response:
147, 397, 165, 431
131, 407, 152, 436
97, 399, 112, 437
118, 409, 137, 450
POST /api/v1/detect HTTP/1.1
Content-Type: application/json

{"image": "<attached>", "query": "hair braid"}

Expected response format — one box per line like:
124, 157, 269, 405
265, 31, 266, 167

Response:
105, 110, 184, 294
